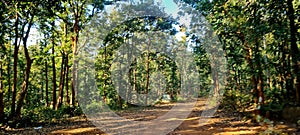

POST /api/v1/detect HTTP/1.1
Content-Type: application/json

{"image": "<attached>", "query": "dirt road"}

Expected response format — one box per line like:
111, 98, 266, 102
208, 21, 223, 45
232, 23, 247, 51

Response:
1, 99, 298, 135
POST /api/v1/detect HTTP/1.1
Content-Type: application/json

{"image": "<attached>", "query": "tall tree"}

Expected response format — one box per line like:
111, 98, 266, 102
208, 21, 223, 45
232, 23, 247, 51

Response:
185, 0, 300, 119
67, 0, 108, 106
45, 59, 49, 107
0, 1, 9, 121
15, 1, 39, 117
287, 0, 300, 103
51, 21, 57, 110
11, 1, 19, 117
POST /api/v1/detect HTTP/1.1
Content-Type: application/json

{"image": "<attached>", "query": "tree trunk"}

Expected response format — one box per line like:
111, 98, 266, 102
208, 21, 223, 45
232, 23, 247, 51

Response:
11, 11, 19, 117
133, 58, 137, 103
103, 47, 108, 103
254, 39, 265, 116
263, 36, 272, 91
63, 22, 70, 105
284, 41, 293, 100
212, 68, 220, 99
0, 64, 4, 121
52, 36, 57, 110
7, 44, 11, 103
282, 41, 290, 100
238, 33, 259, 115
71, 79, 75, 106
71, 54, 78, 106
15, 14, 35, 117
56, 53, 65, 109
45, 60, 49, 107
287, 0, 300, 103
15, 47, 33, 117
65, 54, 70, 105
69, 0, 88, 107
145, 36, 151, 105
71, 19, 79, 106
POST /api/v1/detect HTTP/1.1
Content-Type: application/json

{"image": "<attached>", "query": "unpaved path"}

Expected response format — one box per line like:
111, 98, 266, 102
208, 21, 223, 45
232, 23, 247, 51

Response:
1, 99, 298, 135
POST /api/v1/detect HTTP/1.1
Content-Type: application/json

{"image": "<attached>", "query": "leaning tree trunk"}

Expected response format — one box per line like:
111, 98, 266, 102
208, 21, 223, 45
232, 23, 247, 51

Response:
15, 47, 33, 117
15, 14, 35, 117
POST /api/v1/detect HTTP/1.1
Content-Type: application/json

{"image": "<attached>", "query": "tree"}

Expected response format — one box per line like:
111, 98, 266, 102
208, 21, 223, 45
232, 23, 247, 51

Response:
287, 0, 300, 103
0, 1, 10, 121
186, 0, 300, 119
14, 1, 40, 117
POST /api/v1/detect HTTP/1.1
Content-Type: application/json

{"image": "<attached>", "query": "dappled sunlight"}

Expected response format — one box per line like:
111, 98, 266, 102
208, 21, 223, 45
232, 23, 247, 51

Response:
50, 127, 101, 134
166, 116, 200, 121
222, 126, 262, 131
213, 130, 258, 135
2, 99, 299, 135
274, 124, 297, 132
0, 0, 299, 135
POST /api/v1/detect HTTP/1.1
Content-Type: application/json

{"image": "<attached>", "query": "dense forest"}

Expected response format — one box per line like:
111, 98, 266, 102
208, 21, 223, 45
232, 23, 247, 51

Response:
0, 0, 299, 134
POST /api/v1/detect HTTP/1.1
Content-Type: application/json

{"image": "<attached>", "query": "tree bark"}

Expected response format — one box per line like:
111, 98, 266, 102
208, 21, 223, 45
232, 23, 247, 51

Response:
238, 33, 259, 114
281, 41, 290, 99
71, 43, 78, 106
65, 54, 70, 105
283, 41, 293, 100
254, 38, 265, 115
11, 10, 19, 117
287, 0, 300, 103
56, 53, 65, 109
45, 60, 49, 107
63, 22, 70, 105
69, 0, 87, 107
15, 48, 33, 117
0, 64, 4, 120
51, 28, 57, 110
15, 13, 35, 117
7, 44, 11, 103
71, 19, 79, 106
144, 36, 151, 105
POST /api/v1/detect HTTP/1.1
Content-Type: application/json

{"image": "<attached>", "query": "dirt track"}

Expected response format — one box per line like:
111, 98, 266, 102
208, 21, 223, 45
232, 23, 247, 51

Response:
1, 99, 298, 135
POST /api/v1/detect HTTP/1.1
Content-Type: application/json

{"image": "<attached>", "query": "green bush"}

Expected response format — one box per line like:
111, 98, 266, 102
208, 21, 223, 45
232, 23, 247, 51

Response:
222, 89, 252, 113
15, 105, 83, 127
56, 105, 83, 117
84, 102, 103, 114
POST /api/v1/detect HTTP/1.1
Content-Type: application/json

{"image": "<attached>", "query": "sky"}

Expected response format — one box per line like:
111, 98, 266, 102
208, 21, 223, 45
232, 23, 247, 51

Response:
161, 0, 179, 17
161, 0, 191, 41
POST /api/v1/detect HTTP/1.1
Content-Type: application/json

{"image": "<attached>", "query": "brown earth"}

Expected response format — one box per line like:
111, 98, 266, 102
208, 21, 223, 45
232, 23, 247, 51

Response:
1, 99, 299, 135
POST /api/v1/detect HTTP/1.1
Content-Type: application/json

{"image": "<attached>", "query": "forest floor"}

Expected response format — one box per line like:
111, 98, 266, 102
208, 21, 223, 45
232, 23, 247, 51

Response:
1, 98, 299, 135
